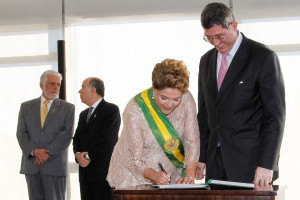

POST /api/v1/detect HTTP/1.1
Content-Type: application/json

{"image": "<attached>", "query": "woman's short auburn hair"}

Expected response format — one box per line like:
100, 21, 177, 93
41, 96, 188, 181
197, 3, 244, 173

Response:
152, 58, 189, 93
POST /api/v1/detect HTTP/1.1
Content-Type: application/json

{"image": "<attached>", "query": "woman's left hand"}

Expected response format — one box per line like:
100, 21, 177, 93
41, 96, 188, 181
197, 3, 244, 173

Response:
175, 176, 195, 184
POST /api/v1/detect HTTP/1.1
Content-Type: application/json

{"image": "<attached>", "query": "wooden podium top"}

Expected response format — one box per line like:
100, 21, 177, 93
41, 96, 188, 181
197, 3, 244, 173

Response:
113, 184, 285, 200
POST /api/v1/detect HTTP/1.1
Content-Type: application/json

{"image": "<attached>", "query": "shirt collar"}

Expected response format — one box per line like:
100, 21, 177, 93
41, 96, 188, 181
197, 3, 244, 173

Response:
217, 30, 243, 58
40, 95, 54, 107
229, 30, 243, 57
90, 98, 102, 112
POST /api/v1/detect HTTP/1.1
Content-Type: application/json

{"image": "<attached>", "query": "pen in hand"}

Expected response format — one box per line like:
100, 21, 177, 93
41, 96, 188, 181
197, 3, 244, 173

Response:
158, 161, 171, 183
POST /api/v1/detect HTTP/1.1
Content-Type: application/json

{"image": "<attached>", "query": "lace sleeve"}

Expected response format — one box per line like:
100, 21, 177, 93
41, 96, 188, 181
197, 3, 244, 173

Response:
182, 91, 200, 165
122, 101, 149, 181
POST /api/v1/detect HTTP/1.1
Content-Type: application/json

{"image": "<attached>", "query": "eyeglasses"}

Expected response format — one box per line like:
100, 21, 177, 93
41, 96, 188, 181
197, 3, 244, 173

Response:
203, 25, 231, 42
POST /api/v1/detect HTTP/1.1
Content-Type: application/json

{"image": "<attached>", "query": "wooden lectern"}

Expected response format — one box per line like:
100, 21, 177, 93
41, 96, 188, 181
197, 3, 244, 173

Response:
113, 184, 286, 200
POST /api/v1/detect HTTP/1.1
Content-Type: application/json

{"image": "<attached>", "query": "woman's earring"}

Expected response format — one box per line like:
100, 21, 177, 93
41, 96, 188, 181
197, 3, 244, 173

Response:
152, 95, 154, 100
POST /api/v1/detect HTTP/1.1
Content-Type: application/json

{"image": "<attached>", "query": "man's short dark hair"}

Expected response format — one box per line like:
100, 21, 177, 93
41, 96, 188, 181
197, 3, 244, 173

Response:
201, 2, 235, 29
89, 78, 105, 97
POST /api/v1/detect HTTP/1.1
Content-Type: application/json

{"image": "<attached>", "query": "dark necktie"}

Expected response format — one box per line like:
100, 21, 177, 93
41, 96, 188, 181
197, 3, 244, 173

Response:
86, 107, 94, 124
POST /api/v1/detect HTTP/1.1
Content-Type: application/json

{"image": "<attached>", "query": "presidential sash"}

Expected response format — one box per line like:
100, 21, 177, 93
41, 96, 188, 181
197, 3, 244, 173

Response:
135, 88, 185, 168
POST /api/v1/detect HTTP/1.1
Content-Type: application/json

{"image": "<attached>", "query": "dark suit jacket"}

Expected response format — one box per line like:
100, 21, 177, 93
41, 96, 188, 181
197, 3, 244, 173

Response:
198, 33, 285, 183
73, 99, 121, 183
17, 97, 75, 176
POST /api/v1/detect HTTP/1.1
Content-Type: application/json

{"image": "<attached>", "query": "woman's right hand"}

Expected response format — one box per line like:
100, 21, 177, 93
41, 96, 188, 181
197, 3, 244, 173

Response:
155, 171, 171, 185
144, 168, 171, 185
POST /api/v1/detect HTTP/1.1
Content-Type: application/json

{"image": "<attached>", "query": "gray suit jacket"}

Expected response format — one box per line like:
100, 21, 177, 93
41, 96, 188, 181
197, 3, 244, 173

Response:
17, 97, 75, 176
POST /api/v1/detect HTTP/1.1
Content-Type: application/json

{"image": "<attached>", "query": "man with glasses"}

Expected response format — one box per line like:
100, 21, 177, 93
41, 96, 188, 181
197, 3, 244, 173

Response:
196, 3, 285, 186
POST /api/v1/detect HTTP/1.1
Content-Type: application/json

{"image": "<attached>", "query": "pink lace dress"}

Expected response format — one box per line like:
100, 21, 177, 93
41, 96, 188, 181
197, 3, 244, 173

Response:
107, 91, 200, 189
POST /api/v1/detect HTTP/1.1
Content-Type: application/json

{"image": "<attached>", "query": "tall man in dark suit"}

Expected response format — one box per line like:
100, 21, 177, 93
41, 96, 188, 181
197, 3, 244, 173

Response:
73, 77, 121, 200
17, 70, 75, 199
196, 3, 285, 186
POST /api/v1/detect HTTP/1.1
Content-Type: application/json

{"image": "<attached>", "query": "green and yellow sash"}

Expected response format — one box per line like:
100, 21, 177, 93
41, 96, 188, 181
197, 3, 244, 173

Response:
135, 88, 185, 168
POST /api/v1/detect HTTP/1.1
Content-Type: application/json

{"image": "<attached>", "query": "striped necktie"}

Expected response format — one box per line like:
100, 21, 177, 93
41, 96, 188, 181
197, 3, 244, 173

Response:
86, 107, 94, 124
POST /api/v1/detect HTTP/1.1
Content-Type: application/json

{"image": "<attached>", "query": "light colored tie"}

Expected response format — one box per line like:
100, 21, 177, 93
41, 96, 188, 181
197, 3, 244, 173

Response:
86, 107, 94, 124
41, 100, 49, 127
217, 53, 229, 91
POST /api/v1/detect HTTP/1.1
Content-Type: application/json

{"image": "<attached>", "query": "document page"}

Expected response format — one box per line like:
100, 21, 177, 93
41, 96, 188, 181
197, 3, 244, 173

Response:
208, 179, 254, 188
151, 184, 210, 190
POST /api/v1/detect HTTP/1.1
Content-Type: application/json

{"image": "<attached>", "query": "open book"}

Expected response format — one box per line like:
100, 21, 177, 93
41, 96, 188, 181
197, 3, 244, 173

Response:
151, 183, 210, 190
208, 179, 254, 188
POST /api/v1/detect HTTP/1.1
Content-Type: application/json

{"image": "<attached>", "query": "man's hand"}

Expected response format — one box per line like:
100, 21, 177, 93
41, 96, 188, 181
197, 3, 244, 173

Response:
76, 152, 91, 168
195, 162, 206, 180
34, 158, 46, 167
253, 167, 273, 186
34, 148, 50, 163
255, 184, 273, 191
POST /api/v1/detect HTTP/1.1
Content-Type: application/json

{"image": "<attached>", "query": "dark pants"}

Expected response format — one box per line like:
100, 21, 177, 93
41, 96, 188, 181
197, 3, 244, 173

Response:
80, 179, 113, 200
209, 147, 227, 181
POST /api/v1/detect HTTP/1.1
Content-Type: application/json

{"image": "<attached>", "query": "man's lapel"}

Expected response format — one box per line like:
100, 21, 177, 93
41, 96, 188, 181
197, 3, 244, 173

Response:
208, 50, 218, 95
43, 98, 60, 128
86, 99, 105, 126
30, 98, 42, 128
217, 36, 249, 98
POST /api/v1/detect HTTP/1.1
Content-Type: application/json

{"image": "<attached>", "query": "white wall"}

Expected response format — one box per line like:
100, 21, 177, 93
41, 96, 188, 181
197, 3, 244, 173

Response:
0, 1, 299, 199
